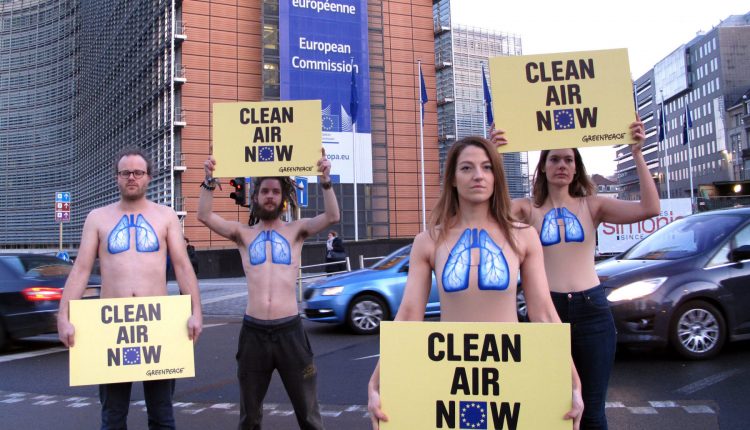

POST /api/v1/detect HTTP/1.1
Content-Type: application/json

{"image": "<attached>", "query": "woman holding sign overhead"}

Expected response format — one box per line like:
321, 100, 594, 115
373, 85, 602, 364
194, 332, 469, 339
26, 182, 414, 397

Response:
367, 136, 583, 429
491, 118, 659, 429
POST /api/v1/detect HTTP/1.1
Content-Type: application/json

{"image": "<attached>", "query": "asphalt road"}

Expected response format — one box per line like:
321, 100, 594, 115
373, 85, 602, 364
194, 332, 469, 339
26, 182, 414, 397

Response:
0, 277, 747, 429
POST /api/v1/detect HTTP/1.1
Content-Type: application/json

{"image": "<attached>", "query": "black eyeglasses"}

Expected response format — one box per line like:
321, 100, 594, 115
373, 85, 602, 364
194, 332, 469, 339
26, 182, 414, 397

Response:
117, 170, 147, 179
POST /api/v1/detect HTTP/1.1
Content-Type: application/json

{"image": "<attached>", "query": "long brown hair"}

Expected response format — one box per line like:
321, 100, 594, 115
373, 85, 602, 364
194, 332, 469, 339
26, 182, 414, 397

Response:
532, 148, 595, 207
248, 177, 298, 226
429, 136, 518, 254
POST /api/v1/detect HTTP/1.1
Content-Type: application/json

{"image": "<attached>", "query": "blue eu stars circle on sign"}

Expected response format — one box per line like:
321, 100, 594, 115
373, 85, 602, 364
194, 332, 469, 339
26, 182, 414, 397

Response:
123, 347, 141, 365
460, 401, 487, 429
554, 109, 576, 130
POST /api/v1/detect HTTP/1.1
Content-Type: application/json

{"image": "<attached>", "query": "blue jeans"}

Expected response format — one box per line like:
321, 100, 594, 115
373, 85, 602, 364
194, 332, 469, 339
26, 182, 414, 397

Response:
99, 379, 176, 430
551, 285, 616, 430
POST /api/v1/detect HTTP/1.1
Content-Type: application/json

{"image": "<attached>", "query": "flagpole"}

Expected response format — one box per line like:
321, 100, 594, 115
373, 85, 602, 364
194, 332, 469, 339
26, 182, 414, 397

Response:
662, 96, 672, 200
352, 122, 358, 241
686, 103, 694, 209
348, 58, 359, 242
418, 60, 427, 232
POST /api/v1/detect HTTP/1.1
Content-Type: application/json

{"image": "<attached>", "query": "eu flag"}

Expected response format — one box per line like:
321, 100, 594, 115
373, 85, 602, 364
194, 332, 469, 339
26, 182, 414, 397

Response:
419, 64, 428, 119
481, 64, 494, 125
258, 146, 274, 162
123, 347, 141, 365
658, 104, 666, 143
350, 67, 358, 125
682, 103, 692, 145
459, 401, 487, 429
554, 109, 575, 130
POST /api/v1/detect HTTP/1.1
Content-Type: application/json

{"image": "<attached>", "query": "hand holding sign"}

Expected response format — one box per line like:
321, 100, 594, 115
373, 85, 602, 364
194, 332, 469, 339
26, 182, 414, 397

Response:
629, 114, 646, 156
317, 147, 332, 181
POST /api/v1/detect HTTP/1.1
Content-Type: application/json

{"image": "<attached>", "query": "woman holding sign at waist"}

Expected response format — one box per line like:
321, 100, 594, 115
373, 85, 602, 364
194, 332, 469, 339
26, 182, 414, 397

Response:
367, 136, 584, 429
490, 117, 659, 429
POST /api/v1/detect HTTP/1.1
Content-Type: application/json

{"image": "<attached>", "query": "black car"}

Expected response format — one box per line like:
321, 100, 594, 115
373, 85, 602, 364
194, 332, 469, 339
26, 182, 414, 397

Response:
0, 253, 100, 350
597, 207, 750, 359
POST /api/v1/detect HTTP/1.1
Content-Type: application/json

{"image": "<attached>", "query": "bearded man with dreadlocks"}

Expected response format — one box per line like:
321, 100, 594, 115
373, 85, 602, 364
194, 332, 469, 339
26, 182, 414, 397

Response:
198, 150, 339, 430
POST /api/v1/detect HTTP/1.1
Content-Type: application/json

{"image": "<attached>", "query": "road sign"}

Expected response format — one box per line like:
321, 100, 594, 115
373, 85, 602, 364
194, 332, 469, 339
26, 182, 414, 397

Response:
55, 191, 71, 223
295, 177, 308, 207
56, 251, 70, 262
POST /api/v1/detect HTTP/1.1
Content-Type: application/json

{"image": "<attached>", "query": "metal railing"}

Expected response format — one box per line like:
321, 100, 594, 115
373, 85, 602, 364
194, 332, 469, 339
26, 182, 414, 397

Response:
296, 258, 352, 301
358, 255, 384, 269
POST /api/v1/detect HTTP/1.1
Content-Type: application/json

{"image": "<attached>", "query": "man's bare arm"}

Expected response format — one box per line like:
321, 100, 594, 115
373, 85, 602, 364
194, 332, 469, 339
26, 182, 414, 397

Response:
197, 156, 243, 241
57, 213, 100, 347
166, 209, 203, 342
298, 149, 340, 238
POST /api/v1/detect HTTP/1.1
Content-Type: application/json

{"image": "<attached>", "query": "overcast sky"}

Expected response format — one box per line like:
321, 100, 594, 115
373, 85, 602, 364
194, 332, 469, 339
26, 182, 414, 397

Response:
452, 0, 749, 176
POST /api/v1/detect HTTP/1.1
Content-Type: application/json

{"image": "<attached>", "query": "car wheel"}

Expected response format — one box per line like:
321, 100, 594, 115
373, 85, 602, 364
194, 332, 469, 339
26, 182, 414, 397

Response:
516, 291, 528, 322
670, 300, 726, 360
347, 295, 388, 335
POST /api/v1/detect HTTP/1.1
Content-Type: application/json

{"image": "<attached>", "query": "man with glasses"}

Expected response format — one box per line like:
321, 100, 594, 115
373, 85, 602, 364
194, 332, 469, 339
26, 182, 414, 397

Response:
57, 147, 203, 429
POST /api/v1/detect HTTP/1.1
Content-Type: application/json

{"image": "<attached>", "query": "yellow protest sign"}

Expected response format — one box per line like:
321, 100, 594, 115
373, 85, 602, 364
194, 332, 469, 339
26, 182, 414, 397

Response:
68, 295, 195, 386
380, 321, 571, 430
490, 48, 635, 153
212, 100, 322, 177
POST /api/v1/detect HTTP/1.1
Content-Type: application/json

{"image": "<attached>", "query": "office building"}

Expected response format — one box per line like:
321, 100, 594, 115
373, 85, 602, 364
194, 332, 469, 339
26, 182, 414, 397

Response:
433, 0, 528, 197
0, 0, 441, 249
621, 12, 750, 204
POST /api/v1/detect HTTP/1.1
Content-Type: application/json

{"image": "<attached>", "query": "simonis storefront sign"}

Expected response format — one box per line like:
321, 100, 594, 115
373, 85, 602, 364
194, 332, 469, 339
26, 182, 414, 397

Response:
597, 198, 692, 254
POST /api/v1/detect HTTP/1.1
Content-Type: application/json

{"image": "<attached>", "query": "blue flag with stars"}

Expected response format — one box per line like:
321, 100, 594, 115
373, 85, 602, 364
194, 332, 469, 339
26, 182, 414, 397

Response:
682, 103, 692, 145
123, 347, 141, 365
481, 64, 494, 125
460, 401, 487, 429
658, 103, 666, 143
258, 146, 274, 162
554, 109, 575, 130
419, 64, 428, 119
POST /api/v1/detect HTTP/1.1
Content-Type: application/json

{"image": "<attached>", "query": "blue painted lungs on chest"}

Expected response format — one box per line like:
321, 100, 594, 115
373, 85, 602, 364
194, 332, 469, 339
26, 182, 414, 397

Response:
248, 230, 291, 265
540, 207, 584, 246
441, 228, 510, 292
107, 214, 160, 254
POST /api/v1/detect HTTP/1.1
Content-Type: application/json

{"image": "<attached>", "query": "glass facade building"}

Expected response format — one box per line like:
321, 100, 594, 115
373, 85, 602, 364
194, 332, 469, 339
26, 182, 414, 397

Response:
432, 1, 528, 197
0, 0, 77, 247
1, 0, 440, 249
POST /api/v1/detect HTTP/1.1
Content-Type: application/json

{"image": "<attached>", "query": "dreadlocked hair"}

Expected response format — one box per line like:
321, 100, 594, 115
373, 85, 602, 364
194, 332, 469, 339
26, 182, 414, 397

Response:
247, 176, 299, 226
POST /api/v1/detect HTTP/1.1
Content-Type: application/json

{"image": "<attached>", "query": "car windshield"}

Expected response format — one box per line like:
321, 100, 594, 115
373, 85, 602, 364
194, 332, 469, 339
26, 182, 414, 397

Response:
622, 214, 746, 260
370, 245, 411, 270
1, 255, 73, 278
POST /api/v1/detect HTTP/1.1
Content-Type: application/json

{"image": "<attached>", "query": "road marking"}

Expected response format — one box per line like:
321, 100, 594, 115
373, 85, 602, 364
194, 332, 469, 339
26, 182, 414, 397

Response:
674, 368, 743, 395
203, 323, 227, 328
628, 406, 658, 414
683, 405, 715, 414
650, 401, 678, 407
353, 354, 380, 361
0, 347, 67, 363
202, 292, 247, 305
0, 391, 718, 417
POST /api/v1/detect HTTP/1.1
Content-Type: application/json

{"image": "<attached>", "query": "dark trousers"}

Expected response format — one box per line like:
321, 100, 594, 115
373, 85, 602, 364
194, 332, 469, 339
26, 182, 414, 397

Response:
551, 285, 617, 430
99, 379, 176, 430
237, 315, 324, 430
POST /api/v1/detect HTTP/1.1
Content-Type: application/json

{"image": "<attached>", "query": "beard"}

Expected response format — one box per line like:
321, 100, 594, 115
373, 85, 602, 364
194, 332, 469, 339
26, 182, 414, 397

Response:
256, 200, 283, 221
119, 182, 147, 201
